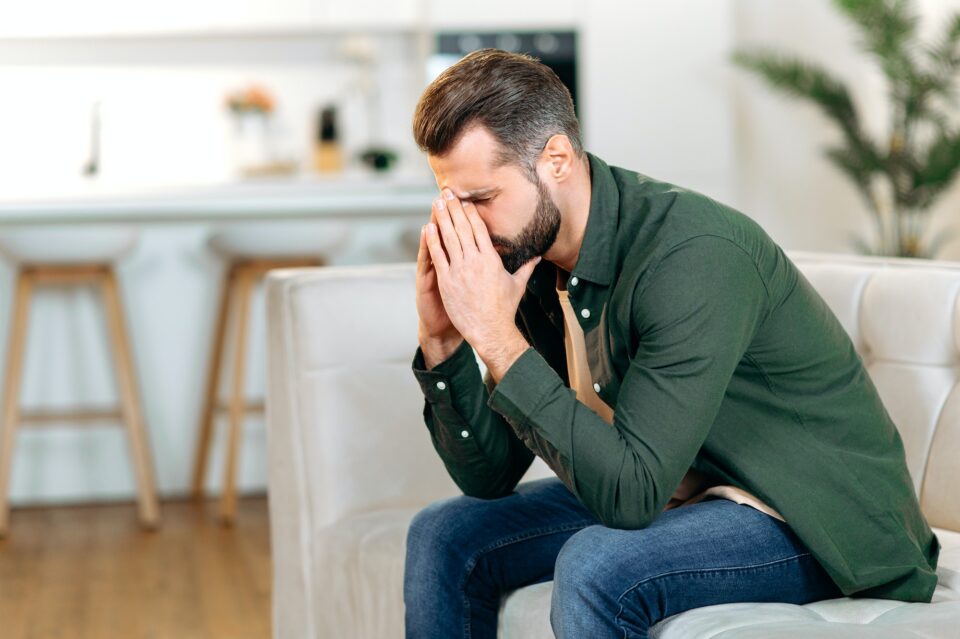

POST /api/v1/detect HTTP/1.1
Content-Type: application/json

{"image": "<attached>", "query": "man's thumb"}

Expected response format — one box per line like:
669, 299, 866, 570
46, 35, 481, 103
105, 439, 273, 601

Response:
514, 256, 541, 285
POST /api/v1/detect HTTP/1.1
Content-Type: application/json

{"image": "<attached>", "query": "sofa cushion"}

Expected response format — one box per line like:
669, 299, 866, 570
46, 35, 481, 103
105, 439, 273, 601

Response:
314, 507, 960, 638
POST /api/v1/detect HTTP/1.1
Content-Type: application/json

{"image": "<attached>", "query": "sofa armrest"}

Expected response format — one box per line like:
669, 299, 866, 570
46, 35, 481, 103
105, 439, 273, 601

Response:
264, 262, 559, 638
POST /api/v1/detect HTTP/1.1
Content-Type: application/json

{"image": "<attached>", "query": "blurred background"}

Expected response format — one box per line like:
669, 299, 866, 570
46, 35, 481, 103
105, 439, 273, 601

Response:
0, 0, 958, 635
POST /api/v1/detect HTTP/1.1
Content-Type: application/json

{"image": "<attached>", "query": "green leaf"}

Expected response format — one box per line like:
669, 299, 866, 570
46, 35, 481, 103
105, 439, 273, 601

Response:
832, 0, 920, 86
921, 12, 960, 108
731, 49, 874, 154
824, 144, 883, 190
926, 12, 960, 74
910, 126, 960, 208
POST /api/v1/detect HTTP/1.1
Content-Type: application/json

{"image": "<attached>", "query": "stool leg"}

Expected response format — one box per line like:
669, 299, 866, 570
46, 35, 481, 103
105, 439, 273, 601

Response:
100, 268, 161, 530
190, 263, 235, 499
0, 271, 33, 537
219, 266, 255, 525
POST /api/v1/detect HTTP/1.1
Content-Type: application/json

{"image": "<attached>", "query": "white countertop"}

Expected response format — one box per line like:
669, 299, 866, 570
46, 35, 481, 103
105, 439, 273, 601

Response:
0, 171, 439, 225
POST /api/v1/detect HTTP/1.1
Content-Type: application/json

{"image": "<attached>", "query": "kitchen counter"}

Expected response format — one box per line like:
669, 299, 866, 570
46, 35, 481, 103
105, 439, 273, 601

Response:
0, 172, 439, 225
0, 171, 440, 508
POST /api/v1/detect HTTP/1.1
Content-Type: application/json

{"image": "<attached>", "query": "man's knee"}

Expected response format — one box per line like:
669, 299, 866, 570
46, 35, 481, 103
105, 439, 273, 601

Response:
405, 492, 519, 613
554, 524, 619, 586
405, 494, 491, 567
550, 526, 620, 620
550, 524, 664, 635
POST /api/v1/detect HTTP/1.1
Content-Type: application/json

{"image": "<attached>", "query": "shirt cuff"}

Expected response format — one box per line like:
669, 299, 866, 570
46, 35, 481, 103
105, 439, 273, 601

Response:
411, 338, 480, 404
487, 346, 564, 428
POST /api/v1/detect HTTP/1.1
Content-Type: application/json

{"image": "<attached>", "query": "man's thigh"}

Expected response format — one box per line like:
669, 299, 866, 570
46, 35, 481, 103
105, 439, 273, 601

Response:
551, 497, 843, 634
404, 476, 601, 596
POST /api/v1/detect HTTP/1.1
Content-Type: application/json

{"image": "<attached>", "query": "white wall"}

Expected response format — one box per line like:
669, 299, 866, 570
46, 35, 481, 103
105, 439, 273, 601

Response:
580, 0, 738, 205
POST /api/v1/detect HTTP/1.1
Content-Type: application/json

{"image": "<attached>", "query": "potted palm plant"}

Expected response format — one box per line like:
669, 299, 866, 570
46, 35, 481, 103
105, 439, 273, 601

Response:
732, 0, 960, 258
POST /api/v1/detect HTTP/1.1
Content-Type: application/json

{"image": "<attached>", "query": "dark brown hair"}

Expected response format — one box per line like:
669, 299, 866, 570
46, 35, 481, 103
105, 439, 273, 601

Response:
412, 48, 583, 183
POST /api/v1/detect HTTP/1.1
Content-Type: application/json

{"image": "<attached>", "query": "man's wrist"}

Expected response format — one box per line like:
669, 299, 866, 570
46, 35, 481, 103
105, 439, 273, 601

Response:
478, 328, 530, 384
419, 332, 465, 370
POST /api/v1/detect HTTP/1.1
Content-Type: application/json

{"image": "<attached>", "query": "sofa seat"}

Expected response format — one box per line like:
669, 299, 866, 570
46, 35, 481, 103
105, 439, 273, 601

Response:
311, 507, 960, 638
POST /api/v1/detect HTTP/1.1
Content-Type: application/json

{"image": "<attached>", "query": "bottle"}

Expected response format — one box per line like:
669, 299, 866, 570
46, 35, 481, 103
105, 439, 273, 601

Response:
313, 105, 342, 173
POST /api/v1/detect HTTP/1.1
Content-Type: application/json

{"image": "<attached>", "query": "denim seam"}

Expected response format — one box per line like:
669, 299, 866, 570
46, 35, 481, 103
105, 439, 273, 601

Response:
459, 519, 598, 639
612, 551, 814, 636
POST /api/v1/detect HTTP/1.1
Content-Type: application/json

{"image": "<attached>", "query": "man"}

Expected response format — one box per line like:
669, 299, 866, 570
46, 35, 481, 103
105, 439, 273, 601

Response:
404, 48, 940, 638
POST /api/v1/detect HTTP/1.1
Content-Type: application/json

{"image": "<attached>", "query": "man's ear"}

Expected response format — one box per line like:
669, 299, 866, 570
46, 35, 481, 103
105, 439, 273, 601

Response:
540, 134, 576, 183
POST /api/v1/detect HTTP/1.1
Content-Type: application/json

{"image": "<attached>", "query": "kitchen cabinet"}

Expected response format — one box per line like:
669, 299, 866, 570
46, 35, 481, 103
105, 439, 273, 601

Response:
425, 0, 579, 30
0, 0, 576, 39
0, 0, 421, 39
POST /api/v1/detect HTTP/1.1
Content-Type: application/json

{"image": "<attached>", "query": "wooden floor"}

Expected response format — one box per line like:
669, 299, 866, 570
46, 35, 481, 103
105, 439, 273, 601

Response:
0, 495, 271, 639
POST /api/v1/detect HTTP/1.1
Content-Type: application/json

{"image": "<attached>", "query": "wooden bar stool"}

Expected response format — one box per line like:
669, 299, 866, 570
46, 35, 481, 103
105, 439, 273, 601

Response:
191, 222, 351, 525
0, 227, 161, 536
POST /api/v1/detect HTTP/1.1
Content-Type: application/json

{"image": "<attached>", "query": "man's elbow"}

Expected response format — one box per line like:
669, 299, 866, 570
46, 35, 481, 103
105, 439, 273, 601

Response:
459, 484, 514, 500
452, 474, 516, 501
595, 506, 659, 530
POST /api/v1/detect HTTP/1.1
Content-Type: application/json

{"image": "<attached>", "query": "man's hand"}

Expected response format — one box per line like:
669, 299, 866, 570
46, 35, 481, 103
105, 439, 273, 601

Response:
416, 206, 464, 369
423, 188, 540, 382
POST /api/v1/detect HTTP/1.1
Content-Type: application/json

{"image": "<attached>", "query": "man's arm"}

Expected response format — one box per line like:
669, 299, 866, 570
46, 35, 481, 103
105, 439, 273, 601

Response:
412, 336, 536, 499
486, 235, 770, 529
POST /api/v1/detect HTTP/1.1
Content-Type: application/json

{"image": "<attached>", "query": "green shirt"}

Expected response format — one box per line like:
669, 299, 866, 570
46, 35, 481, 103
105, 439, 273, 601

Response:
411, 151, 941, 603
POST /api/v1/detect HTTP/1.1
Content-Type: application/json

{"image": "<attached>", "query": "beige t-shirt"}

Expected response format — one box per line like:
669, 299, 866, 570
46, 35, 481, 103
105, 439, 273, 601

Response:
555, 273, 785, 523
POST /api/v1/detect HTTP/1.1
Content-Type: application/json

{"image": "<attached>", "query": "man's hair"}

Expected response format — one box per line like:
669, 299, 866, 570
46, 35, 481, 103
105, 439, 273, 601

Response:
412, 48, 583, 183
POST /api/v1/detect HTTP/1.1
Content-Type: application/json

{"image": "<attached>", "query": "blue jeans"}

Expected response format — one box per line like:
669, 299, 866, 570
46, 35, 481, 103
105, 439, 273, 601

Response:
403, 476, 843, 638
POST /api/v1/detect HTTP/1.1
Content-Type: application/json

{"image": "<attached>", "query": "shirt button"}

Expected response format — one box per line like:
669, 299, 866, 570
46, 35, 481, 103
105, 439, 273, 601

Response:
436, 381, 446, 390
593, 382, 601, 393
460, 430, 470, 438
580, 308, 591, 319
570, 276, 579, 286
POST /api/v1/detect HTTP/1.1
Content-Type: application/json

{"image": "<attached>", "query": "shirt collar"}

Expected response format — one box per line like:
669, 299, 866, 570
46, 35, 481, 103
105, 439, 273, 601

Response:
569, 151, 619, 287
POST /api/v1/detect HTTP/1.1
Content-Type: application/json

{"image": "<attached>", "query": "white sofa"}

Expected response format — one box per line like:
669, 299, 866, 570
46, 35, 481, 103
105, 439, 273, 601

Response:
265, 251, 960, 638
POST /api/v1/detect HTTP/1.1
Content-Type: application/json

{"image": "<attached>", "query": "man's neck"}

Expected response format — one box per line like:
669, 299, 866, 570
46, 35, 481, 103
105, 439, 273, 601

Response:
545, 156, 592, 274
555, 266, 570, 291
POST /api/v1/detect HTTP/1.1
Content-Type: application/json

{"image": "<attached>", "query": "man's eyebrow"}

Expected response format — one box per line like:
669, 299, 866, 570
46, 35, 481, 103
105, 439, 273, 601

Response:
459, 187, 499, 200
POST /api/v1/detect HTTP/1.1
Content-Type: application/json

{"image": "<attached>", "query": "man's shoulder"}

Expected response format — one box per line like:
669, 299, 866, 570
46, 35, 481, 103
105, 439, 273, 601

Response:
612, 178, 756, 268
607, 163, 746, 236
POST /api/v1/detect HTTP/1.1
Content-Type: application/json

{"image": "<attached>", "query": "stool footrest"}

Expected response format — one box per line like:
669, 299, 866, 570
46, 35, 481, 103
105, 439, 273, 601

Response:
214, 401, 265, 414
19, 408, 124, 427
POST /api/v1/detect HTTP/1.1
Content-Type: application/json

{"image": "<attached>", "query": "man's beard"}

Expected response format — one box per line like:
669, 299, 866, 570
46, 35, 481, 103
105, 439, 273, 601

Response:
489, 175, 562, 274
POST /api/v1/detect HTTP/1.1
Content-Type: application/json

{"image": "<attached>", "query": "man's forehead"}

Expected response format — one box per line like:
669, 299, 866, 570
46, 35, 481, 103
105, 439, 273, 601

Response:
427, 124, 517, 192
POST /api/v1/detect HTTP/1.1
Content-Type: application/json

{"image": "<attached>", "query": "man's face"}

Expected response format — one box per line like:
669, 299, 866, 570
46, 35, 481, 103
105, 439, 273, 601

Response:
427, 125, 561, 274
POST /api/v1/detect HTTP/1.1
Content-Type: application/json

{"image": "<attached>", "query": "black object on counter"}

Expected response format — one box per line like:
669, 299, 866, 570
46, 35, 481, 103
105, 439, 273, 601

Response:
318, 105, 338, 142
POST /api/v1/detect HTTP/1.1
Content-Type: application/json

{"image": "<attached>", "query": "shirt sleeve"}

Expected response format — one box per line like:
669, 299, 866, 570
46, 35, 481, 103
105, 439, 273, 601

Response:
486, 235, 770, 528
411, 338, 536, 499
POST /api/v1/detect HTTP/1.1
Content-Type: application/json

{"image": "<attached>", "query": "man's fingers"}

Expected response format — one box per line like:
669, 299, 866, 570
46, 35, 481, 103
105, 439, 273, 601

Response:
434, 198, 463, 263
424, 223, 450, 278
513, 256, 541, 286
416, 224, 428, 274
462, 200, 495, 253
443, 190, 479, 255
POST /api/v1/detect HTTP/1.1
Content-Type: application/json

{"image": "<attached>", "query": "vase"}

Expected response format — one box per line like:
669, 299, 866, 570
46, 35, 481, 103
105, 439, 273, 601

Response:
232, 111, 273, 176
